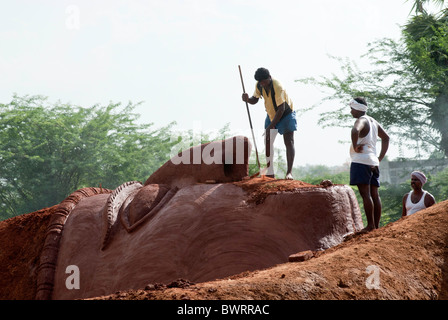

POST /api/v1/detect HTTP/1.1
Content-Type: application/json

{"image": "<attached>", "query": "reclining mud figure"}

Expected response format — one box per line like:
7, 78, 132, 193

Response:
36, 136, 363, 300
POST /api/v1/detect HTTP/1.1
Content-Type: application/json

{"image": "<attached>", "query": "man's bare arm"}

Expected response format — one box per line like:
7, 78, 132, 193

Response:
242, 93, 259, 105
377, 125, 390, 162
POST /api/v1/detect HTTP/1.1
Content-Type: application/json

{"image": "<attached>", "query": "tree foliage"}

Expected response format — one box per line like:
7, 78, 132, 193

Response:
297, 1, 448, 158
0, 95, 177, 219
293, 163, 448, 227
0, 95, 246, 220
294, 0, 448, 227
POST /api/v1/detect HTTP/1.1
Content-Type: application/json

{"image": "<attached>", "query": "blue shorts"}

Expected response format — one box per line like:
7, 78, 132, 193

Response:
264, 111, 297, 135
350, 162, 380, 187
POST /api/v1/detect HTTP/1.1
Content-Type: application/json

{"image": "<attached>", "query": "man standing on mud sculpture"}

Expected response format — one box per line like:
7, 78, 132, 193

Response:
349, 97, 389, 233
242, 67, 297, 179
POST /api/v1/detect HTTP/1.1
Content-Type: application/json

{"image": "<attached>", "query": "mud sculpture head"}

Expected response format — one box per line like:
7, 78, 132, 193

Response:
36, 135, 363, 300
146, 135, 252, 188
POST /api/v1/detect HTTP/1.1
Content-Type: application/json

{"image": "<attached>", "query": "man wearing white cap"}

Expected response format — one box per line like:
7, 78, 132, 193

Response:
402, 171, 436, 216
349, 97, 390, 233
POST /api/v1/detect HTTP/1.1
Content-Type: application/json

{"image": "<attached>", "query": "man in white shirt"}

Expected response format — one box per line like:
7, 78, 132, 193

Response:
349, 97, 389, 233
402, 171, 436, 217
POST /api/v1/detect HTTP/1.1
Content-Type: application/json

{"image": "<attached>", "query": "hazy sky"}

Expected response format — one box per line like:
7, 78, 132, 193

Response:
1, 0, 421, 167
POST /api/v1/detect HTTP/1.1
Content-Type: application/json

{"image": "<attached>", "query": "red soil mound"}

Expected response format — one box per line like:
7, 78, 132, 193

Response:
91, 199, 448, 300
233, 176, 317, 204
0, 206, 56, 300
47, 177, 359, 300
1, 180, 447, 300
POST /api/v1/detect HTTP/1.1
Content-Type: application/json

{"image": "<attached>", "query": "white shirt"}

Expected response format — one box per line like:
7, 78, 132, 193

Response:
350, 115, 379, 166
405, 190, 428, 216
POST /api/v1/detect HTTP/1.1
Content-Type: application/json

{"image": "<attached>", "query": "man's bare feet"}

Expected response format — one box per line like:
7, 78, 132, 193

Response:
359, 226, 375, 234
343, 226, 375, 241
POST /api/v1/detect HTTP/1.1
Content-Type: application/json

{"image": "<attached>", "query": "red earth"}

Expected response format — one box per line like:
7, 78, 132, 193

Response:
1, 179, 448, 300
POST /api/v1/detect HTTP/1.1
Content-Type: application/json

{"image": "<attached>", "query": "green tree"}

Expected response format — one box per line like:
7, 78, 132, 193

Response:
297, 1, 448, 158
408, 0, 446, 15
0, 95, 176, 219
424, 167, 448, 200
292, 165, 350, 185
404, 4, 448, 154
377, 182, 410, 226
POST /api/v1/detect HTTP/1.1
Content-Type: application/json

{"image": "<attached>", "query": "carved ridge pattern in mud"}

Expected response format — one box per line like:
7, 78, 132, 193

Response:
35, 187, 112, 300
120, 187, 179, 233
100, 181, 143, 250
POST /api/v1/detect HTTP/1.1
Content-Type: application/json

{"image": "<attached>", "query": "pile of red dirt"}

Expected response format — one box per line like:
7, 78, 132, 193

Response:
46, 177, 360, 300
1, 179, 447, 300
89, 198, 448, 300
0, 206, 57, 300
233, 176, 317, 204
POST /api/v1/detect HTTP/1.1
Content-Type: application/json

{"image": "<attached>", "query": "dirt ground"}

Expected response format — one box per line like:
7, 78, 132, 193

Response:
0, 205, 56, 300
232, 176, 317, 204
91, 199, 448, 300
1, 178, 448, 300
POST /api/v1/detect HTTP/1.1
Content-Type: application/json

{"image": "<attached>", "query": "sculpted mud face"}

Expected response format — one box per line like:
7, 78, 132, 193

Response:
35, 136, 363, 300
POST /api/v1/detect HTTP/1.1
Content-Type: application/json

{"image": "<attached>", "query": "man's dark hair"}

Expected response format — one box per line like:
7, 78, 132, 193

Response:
354, 97, 367, 106
254, 68, 270, 81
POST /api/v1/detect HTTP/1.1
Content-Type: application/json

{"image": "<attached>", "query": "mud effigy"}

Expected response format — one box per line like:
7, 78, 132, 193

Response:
35, 136, 363, 300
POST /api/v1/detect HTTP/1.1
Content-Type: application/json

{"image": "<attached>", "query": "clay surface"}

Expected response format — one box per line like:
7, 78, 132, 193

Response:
6, 135, 364, 300
146, 135, 251, 188
3, 194, 448, 300
48, 180, 361, 300
92, 200, 448, 301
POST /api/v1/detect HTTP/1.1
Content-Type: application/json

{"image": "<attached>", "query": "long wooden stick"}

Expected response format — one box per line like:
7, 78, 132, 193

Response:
238, 65, 261, 172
